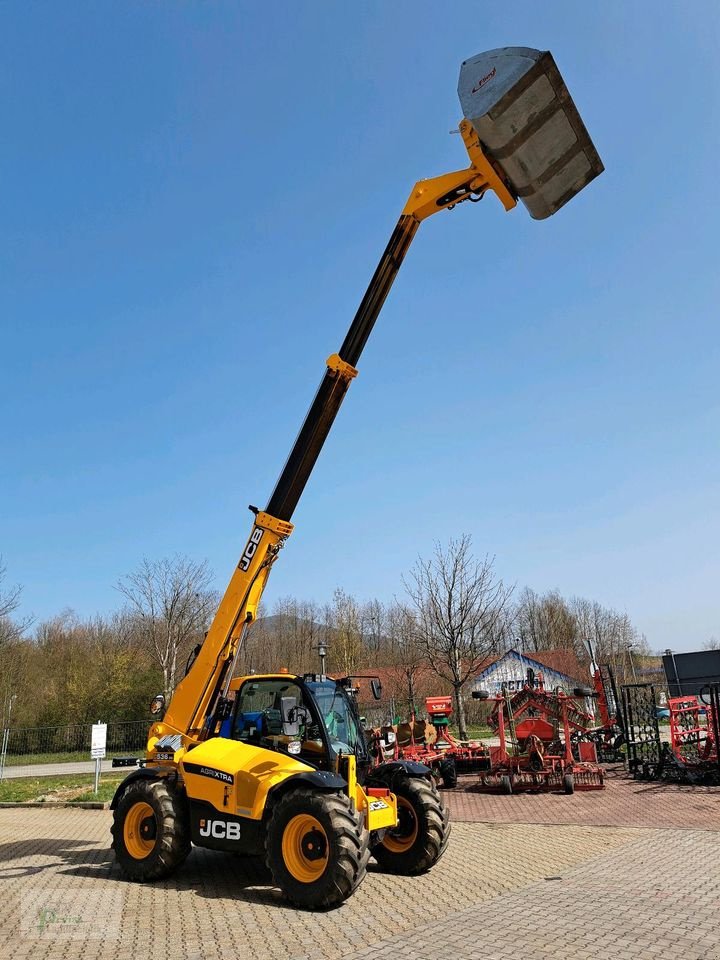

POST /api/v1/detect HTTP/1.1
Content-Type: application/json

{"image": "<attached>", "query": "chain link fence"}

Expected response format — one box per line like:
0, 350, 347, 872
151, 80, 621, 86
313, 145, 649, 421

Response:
1, 720, 148, 769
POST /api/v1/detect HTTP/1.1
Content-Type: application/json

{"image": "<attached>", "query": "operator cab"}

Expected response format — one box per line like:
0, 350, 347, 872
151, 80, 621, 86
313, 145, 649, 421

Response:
229, 674, 366, 771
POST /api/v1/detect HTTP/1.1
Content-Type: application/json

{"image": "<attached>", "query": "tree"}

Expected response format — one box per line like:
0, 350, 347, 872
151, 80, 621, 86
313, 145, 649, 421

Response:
515, 588, 579, 655
382, 603, 425, 716
117, 556, 217, 699
247, 597, 323, 674
405, 535, 513, 740
0, 558, 33, 728
324, 588, 363, 676
0, 556, 31, 645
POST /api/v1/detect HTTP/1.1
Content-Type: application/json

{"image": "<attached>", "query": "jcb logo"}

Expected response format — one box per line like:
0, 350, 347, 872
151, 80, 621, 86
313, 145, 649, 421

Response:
369, 799, 388, 812
239, 527, 263, 571
199, 819, 241, 840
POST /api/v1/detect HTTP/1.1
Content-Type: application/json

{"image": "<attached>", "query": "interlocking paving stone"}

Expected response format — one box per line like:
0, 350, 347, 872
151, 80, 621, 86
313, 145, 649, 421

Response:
1, 774, 718, 960
447, 765, 720, 830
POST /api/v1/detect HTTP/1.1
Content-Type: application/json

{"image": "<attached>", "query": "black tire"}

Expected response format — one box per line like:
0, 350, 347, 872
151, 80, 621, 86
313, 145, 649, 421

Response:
500, 774, 513, 795
111, 778, 190, 881
371, 776, 450, 876
563, 773, 575, 795
439, 757, 457, 789
265, 789, 369, 910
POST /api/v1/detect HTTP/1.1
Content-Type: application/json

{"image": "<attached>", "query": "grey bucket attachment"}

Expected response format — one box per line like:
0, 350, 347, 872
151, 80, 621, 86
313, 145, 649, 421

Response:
458, 47, 603, 219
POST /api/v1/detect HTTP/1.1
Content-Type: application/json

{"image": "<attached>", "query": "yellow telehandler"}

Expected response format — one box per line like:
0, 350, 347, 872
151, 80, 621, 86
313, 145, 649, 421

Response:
110, 47, 602, 909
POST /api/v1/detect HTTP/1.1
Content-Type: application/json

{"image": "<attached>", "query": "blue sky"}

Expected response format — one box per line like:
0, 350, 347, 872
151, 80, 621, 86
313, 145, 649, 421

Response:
2, 2, 718, 652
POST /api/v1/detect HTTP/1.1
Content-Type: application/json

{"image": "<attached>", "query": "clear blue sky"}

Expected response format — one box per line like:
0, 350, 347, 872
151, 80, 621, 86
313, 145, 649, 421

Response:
2, 2, 718, 652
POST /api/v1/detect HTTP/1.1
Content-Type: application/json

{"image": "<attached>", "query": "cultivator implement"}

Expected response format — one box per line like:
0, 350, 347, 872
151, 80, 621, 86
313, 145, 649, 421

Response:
583, 663, 626, 762
666, 685, 720, 783
621, 681, 720, 784
424, 697, 491, 772
367, 718, 460, 788
473, 681, 605, 794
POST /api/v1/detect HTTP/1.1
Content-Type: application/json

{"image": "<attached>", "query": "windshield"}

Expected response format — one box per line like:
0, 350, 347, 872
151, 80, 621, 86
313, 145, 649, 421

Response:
306, 680, 362, 756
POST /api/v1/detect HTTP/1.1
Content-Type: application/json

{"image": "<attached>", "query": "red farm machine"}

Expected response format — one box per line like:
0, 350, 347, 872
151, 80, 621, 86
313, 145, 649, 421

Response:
663, 687, 720, 783
471, 678, 605, 794
366, 696, 491, 788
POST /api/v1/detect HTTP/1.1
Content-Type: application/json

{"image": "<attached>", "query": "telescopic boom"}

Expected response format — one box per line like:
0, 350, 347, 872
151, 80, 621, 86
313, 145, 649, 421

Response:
149, 48, 603, 748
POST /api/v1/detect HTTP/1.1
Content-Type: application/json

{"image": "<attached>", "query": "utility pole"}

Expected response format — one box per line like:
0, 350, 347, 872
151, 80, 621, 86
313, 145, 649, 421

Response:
627, 643, 638, 684
316, 641, 328, 677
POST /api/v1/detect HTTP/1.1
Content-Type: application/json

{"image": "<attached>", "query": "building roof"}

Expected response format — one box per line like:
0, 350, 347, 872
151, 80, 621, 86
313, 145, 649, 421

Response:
475, 648, 586, 686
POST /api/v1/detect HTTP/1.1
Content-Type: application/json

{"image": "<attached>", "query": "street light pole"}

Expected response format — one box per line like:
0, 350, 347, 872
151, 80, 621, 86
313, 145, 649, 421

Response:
627, 644, 638, 684
316, 642, 328, 677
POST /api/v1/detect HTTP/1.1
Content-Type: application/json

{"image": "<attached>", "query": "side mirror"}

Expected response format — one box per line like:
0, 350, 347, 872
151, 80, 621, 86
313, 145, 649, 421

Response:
370, 678, 383, 701
150, 694, 166, 717
280, 696, 300, 737
472, 689, 490, 700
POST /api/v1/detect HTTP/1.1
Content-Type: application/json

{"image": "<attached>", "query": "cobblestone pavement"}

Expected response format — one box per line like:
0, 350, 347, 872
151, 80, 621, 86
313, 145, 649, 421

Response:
1, 795, 718, 960
446, 765, 720, 830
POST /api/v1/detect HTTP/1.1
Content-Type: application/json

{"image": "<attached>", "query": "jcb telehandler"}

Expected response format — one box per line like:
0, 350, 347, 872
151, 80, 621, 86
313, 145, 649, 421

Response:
111, 48, 602, 909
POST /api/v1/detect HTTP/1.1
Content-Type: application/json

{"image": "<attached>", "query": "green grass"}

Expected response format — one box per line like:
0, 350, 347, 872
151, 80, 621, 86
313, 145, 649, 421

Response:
0, 773, 124, 803
5, 748, 143, 766
5, 750, 91, 766
449, 725, 493, 741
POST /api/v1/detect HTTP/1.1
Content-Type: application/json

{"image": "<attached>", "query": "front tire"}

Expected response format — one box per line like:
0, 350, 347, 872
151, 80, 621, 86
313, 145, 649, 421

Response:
111, 778, 190, 881
371, 776, 450, 875
265, 789, 369, 910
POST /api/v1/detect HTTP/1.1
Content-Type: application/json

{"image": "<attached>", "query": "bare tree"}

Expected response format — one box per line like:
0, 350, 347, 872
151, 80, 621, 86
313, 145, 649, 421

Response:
117, 556, 217, 699
0, 556, 31, 645
324, 588, 363, 676
515, 587, 579, 654
405, 536, 513, 740
248, 597, 322, 674
383, 603, 425, 715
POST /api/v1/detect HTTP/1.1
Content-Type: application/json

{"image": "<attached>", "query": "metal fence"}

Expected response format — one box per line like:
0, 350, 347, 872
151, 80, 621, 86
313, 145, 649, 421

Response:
0, 720, 149, 768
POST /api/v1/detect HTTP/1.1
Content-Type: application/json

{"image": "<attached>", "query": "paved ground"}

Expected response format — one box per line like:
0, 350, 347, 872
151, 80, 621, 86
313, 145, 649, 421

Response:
447, 765, 720, 830
1, 773, 719, 960
2, 760, 117, 780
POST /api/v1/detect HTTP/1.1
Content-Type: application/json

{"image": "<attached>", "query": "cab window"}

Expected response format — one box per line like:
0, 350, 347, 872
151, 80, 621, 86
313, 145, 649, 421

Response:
232, 678, 304, 744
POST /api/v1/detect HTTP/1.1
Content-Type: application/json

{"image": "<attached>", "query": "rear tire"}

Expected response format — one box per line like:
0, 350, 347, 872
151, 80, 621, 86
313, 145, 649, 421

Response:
439, 757, 457, 789
563, 772, 575, 795
371, 776, 450, 876
265, 789, 369, 910
500, 774, 513, 795
111, 778, 190, 881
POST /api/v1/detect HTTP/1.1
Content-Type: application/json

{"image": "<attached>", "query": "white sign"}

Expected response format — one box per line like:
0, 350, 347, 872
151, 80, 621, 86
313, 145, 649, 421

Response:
90, 723, 107, 760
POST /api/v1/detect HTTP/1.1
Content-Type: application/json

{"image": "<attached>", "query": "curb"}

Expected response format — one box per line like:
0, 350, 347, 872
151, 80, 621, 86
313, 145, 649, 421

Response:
0, 801, 110, 810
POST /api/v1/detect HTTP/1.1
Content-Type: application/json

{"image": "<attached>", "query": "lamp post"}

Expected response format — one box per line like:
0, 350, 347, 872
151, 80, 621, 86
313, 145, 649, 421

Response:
664, 648, 680, 696
316, 642, 328, 677
627, 644, 638, 684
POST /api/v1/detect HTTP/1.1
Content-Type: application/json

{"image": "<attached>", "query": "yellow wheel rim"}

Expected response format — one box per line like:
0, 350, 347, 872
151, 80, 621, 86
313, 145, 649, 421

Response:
281, 814, 328, 883
382, 796, 418, 853
123, 801, 157, 859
